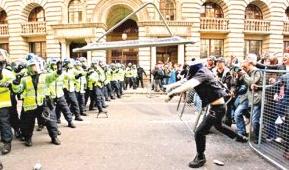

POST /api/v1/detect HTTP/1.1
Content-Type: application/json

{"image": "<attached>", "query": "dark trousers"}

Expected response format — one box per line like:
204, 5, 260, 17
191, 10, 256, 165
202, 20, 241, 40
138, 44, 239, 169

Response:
137, 76, 144, 88
96, 87, 105, 110
64, 90, 81, 117
194, 104, 237, 155
55, 96, 73, 123
76, 92, 86, 114
111, 81, 120, 98
125, 77, 133, 89
21, 106, 58, 139
118, 81, 124, 95
0, 107, 13, 143
10, 94, 21, 131
88, 90, 96, 110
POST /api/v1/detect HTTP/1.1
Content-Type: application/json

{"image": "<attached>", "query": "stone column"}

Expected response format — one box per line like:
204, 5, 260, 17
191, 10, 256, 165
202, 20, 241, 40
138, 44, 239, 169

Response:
178, 44, 185, 64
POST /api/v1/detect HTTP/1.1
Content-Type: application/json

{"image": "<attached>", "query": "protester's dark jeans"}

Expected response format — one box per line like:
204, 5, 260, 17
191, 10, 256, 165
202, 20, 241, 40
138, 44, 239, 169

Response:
195, 104, 237, 154
234, 99, 249, 136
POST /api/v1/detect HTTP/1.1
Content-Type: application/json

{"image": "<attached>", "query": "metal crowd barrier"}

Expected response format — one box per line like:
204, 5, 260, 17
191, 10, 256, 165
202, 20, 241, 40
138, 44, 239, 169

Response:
249, 69, 289, 170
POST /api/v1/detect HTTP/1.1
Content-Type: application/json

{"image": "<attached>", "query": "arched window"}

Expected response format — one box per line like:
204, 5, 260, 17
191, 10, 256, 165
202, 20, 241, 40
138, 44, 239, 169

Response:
28, 7, 45, 22
0, 10, 7, 24
285, 7, 289, 20
201, 2, 223, 18
160, 0, 176, 20
245, 4, 263, 19
68, 0, 83, 23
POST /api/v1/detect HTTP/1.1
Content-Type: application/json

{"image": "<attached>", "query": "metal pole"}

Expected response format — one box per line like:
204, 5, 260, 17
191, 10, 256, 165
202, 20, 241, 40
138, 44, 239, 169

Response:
95, 2, 174, 43
258, 70, 266, 145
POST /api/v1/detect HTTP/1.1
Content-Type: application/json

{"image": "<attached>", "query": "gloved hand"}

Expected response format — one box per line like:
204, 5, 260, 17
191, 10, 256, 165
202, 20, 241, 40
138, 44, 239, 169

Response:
75, 73, 83, 79
56, 61, 63, 75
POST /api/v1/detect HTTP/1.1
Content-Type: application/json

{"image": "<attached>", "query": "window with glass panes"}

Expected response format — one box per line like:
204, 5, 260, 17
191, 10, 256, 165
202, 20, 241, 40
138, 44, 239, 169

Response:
160, 0, 176, 20
245, 4, 263, 19
244, 40, 262, 57
68, 0, 83, 23
284, 41, 289, 53
29, 42, 46, 59
28, 7, 45, 22
0, 43, 9, 52
0, 10, 7, 24
200, 39, 224, 58
201, 2, 223, 18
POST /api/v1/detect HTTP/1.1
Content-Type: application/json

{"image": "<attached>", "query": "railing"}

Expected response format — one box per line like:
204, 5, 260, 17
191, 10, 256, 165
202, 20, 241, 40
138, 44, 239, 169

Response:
200, 17, 229, 32
0, 24, 8, 36
21, 22, 46, 35
283, 21, 289, 34
244, 19, 270, 32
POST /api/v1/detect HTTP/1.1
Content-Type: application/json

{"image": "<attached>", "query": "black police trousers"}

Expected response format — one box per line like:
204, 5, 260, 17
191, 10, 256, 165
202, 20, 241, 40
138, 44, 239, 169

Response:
89, 88, 103, 111
0, 107, 13, 143
118, 81, 124, 95
21, 106, 58, 139
64, 90, 81, 118
111, 81, 120, 98
76, 92, 85, 114
55, 96, 73, 123
194, 104, 238, 155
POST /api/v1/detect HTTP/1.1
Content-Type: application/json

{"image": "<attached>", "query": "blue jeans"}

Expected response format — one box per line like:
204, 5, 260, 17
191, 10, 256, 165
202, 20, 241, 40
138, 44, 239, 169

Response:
251, 105, 261, 138
234, 99, 249, 135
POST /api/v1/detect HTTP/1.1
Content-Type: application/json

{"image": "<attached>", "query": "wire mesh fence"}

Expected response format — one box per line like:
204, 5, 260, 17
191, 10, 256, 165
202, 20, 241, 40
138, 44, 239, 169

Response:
249, 69, 289, 170
176, 90, 206, 134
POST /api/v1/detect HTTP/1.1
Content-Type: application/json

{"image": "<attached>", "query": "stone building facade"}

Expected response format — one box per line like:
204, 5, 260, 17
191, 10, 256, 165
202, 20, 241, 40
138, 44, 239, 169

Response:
1, 0, 289, 71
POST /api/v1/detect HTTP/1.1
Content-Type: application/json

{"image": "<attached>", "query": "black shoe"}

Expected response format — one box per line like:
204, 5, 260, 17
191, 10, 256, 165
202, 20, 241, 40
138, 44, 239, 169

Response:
37, 125, 44, 131
235, 135, 248, 143
57, 119, 61, 124
75, 116, 83, 121
57, 130, 62, 135
68, 122, 76, 128
51, 138, 61, 145
24, 138, 32, 147
102, 105, 108, 108
89, 108, 96, 111
105, 99, 111, 102
1, 142, 11, 155
81, 112, 88, 116
188, 154, 206, 168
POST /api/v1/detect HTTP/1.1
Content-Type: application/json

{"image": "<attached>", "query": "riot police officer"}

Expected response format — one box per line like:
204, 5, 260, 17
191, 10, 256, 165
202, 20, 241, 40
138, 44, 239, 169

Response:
12, 54, 61, 146
0, 54, 13, 154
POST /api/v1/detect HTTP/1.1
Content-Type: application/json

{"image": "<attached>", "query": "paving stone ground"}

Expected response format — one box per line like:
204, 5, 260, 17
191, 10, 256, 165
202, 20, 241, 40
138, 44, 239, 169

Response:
2, 93, 276, 170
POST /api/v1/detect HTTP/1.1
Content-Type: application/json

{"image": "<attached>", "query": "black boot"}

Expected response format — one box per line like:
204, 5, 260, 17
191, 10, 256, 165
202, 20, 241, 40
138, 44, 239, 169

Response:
57, 119, 61, 124
1, 142, 11, 155
188, 154, 206, 168
81, 112, 88, 116
68, 122, 76, 128
75, 116, 83, 121
235, 135, 248, 143
24, 138, 32, 147
51, 137, 61, 145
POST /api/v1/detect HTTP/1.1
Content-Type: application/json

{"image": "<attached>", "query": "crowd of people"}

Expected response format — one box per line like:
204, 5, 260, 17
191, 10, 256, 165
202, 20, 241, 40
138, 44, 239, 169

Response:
0, 53, 148, 155
164, 53, 289, 168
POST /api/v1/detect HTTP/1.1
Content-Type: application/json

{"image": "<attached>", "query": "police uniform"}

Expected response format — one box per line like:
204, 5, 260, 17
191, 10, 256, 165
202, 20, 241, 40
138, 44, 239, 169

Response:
49, 69, 75, 128
63, 67, 83, 121
12, 70, 60, 146
0, 68, 14, 154
75, 67, 87, 116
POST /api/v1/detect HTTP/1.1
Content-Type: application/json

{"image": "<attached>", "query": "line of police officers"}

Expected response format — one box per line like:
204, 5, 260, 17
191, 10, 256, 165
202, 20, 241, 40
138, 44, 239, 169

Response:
0, 53, 139, 155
